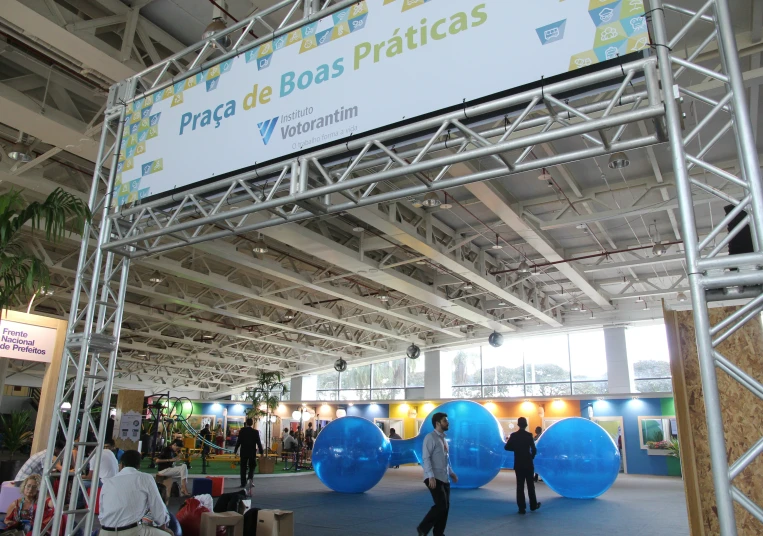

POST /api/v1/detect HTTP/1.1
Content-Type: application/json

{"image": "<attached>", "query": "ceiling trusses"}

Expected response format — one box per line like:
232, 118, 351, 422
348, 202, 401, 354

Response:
1, 0, 761, 395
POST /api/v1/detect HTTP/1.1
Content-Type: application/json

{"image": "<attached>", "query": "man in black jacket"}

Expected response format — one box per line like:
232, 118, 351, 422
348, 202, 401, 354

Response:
505, 417, 541, 514
234, 418, 264, 488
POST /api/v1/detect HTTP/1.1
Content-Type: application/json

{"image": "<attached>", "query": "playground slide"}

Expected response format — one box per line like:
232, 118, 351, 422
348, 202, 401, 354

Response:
178, 418, 236, 454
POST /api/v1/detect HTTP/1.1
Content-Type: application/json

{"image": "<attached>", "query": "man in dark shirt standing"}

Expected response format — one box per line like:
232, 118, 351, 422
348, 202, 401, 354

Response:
505, 417, 540, 514
234, 418, 264, 488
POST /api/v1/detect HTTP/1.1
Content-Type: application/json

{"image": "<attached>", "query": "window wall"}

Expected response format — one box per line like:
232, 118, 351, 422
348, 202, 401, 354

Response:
316, 357, 423, 401
625, 323, 673, 393
444, 329, 609, 398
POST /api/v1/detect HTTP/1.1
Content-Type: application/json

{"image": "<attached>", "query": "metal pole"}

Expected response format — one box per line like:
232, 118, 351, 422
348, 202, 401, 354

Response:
650, 2, 738, 534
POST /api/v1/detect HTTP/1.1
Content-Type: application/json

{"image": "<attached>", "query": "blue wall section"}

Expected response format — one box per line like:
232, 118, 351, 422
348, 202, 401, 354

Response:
579, 398, 669, 476
346, 403, 389, 420
194, 401, 250, 419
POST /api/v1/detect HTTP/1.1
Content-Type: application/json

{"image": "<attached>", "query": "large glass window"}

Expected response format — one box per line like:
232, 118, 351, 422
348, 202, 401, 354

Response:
444, 348, 481, 386
569, 330, 608, 395
626, 323, 673, 393
340, 365, 371, 390
372, 359, 405, 389
524, 333, 570, 384
406, 358, 425, 387
482, 340, 524, 386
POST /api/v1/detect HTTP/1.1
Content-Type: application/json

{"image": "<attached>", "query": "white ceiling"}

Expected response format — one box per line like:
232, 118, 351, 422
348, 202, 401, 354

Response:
0, 0, 761, 396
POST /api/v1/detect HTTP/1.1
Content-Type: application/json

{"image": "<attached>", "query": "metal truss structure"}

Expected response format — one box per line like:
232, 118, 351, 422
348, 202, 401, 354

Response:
29, 0, 761, 534
652, 0, 763, 532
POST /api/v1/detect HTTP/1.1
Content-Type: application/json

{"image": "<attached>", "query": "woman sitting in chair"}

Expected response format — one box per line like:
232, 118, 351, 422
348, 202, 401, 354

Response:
4, 474, 53, 536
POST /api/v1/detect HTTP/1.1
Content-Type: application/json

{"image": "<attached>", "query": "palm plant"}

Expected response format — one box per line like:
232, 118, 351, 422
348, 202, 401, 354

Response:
1, 410, 34, 459
0, 188, 91, 311
667, 438, 680, 460
245, 371, 288, 451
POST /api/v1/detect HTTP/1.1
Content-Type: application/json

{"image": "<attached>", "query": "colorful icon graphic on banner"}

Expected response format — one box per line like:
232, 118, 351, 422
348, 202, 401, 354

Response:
536, 20, 567, 45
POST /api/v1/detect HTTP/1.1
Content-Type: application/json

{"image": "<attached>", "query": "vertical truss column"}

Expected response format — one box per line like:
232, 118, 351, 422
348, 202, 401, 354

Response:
32, 86, 133, 536
652, 0, 763, 533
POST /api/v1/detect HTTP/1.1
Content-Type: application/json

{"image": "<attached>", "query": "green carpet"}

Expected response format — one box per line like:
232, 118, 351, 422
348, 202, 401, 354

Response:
138, 457, 312, 476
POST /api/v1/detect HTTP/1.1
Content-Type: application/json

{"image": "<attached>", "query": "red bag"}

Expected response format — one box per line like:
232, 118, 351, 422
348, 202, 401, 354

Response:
176, 498, 226, 536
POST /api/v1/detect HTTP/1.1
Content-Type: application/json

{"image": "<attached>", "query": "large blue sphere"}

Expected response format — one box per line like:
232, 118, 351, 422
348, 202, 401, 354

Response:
313, 416, 392, 493
535, 417, 620, 499
417, 400, 504, 489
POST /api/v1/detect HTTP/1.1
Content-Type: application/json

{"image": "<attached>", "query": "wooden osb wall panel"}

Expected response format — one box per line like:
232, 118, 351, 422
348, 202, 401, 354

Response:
665, 307, 763, 535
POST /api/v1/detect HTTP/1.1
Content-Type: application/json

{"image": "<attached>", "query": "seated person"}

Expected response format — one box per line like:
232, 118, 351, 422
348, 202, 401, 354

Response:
86, 438, 120, 483
4, 474, 53, 535
155, 440, 189, 496
283, 431, 298, 452
14, 441, 64, 482
99, 450, 169, 536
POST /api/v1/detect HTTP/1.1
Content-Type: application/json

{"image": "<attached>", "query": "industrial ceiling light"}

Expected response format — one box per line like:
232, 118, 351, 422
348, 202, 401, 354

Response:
439, 192, 452, 210
148, 273, 164, 284
334, 358, 347, 372
569, 302, 581, 312
608, 151, 630, 169
352, 226, 364, 232
537, 168, 553, 181
462, 282, 473, 291
488, 331, 504, 348
8, 143, 33, 163
676, 292, 688, 302
491, 233, 502, 249
412, 199, 424, 208
421, 192, 442, 208
252, 234, 268, 254
377, 290, 390, 302
652, 242, 667, 256
406, 343, 421, 360
283, 311, 295, 321
517, 260, 531, 274
202, 17, 231, 49
498, 300, 507, 306
416, 259, 427, 265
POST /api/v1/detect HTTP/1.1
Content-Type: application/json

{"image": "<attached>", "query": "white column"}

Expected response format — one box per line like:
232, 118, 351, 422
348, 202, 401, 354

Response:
423, 350, 450, 399
604, 327, 634, 394
290, 375, 316, 402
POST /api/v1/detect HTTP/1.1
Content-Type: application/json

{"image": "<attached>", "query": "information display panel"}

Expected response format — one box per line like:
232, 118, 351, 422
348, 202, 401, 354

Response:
115, 0, 648, 205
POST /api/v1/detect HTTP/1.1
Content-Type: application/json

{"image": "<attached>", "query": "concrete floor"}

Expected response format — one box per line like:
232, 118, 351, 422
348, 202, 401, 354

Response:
180, 467, 690, 536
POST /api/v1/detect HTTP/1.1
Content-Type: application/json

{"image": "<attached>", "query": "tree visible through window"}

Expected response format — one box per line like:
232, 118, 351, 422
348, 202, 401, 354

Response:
625, 323, 673, 393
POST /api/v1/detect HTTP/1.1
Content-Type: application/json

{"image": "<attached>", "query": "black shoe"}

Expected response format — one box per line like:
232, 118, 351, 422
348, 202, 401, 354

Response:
518, 510, 526, 515
531, 502, 541, 512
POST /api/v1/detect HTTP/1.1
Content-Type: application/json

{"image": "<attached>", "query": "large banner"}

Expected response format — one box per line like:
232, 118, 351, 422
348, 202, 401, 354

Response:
115, 0, 648, 205
0, 318, 58, 363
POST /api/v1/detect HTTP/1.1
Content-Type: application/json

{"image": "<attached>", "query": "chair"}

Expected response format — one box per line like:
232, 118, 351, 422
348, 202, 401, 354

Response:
0, 482, 21, 515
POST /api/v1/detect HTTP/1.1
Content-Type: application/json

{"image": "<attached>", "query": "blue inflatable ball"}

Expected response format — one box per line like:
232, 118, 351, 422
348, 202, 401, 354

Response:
534, 417, 620, 499
417, 400, 504, 489
313, 416, 392, 493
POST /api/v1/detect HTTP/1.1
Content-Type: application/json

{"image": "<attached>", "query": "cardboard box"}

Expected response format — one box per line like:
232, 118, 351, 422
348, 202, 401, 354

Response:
257, 510, 293, 536
259, 457, 275, 474
200, 511, 243, 536
237, 499, 251, 515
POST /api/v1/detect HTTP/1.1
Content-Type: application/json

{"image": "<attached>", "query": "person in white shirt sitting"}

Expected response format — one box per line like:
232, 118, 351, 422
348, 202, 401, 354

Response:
87, 438, 120, 483
98, 450, 169, 536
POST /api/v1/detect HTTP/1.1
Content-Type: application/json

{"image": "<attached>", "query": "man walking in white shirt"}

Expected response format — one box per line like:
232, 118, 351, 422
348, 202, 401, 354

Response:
417, 412, 458, 536
98, 450, 169, 536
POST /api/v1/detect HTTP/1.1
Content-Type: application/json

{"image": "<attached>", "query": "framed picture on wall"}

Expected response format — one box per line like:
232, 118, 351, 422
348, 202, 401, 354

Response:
638, 416, 676, 455
186, 414, 215, 432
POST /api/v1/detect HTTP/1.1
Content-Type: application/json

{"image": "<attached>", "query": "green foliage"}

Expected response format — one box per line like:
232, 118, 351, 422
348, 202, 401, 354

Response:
667, 438, 680, 459
0, 188, 91, 311
245, 371, 287, 449
1, 410, 34, 459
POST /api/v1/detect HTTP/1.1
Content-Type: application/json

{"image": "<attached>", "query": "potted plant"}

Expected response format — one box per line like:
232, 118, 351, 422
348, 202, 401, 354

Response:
0, 410, 34, 482
245, 371, 287, 474
0, 188, 91, 311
